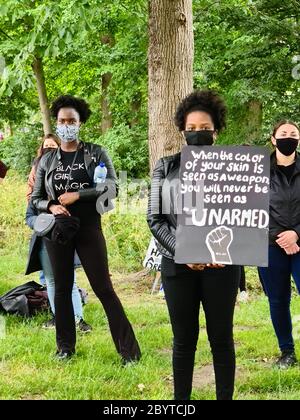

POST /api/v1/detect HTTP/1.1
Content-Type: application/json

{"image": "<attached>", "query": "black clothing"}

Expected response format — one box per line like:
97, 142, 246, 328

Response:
0, 160, 8, 179
162, 260, 240, 401
269, 152, 300, 245
52, 148, 92, 196
147, 151, 240, 400
31, 142, 140, 361
45, 222, 141, 360
51, 148, 97, 221
147, 153, 181, 259
277, 162, 296, 184
240, 266, 246, 292
0, 281, 48, 317
31, 141, 118, 213
51, 214, 80, 245
25, 201, 42, 275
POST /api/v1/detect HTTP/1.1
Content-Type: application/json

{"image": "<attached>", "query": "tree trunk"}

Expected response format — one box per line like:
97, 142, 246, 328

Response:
148, 0, 194, 172
8, 121, 13, 137
130, 93, 142, 128
245, 100, 263, 144
32, 56, 52, 136
101, 72, 113, 134
100, 35, 114, 134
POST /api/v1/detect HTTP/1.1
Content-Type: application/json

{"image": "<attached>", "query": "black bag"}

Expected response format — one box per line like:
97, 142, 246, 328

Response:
0, 281, 49, 317
51, 214, 80, 245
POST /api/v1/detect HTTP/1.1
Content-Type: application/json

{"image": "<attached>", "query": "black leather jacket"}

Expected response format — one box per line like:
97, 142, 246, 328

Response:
269, 151, 300, 245
31, 141, 118, 212
147, 152, 181, 260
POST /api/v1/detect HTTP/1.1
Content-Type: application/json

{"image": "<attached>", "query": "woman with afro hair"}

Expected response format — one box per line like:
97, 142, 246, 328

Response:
31, 95, 141, 363
147, 90, 241, 400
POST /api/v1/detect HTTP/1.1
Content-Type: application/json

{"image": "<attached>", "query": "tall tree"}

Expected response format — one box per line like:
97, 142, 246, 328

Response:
193, 0, 300, 144
32, 56, 51, 135
0, 0, 92, 135
148, 0, 194, 171
100, 35, 114, 134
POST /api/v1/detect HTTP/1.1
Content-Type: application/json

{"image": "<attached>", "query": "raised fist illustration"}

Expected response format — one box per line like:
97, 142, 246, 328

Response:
205, 226, 233, 265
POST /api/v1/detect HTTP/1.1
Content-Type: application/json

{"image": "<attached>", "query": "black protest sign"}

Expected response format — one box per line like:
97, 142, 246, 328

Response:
175, 146, 270, 267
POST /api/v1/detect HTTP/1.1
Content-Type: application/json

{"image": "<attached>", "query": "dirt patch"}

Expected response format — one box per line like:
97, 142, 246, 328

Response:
112, 269, 156, 295
234, 325, 258, 332
157, 348, 172, 356
164, 364, 247, 390
20, 394, 45, 400
252, 357, 276, 368
193, 365, 247, 389
75, 268, 156, 304
193, 365, 216, 388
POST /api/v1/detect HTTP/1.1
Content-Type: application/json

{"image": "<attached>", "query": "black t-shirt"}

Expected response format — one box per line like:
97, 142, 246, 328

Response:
278, 162, 296, 183
52, 148, 98, 222
53, 148, 91, 196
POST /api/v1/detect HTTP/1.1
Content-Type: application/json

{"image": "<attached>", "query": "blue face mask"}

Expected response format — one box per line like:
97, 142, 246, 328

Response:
56, 124, 80, 143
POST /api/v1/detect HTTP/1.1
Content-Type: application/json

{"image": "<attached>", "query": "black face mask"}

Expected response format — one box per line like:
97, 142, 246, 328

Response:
184, 130, 215, 146
42, 147, 56, 155
276, 137, 299, 156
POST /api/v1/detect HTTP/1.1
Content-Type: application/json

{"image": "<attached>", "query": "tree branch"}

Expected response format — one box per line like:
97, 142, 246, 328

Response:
0, 28, 13, 40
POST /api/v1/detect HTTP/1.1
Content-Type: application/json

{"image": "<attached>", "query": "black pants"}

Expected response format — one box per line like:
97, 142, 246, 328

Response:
161, 259, 240, 401
45, 221, 141, 361
240, 266, 246, 292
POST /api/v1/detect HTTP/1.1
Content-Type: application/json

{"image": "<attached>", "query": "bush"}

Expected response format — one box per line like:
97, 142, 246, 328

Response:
0, 171, 151, 274
83, 123, 149, 179
0, 171, 30, 256
103, 207, 151, 273
0, 125, 42, 178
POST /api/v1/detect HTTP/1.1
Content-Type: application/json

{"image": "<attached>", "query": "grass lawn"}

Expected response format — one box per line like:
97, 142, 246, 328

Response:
1, 173, 300, 400
1, 253, 300, 401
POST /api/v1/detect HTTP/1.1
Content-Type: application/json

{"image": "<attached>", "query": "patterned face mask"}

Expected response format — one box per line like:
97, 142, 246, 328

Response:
56, 124, 80, 143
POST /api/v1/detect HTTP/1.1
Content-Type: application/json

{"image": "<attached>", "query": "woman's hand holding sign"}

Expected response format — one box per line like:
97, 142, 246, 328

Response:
187, 264, 206, 271
186, 263, 225, 270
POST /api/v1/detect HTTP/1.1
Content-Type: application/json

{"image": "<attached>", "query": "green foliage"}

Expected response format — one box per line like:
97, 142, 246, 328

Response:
0, 0, 93, 94
193, 0, 300, 145
0, 171, 29, 255
0, 0, 149, 177
1, 253, 300, 400
86, 123, 149, 178
0, 125, 42, 177
103, 208, 151, 273
0, 171, 150, 273
1, 0, 300, 174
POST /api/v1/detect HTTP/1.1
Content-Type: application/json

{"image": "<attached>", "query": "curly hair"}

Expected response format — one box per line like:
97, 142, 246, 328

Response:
51, 95, 92, 123
174, 90, 227, 132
